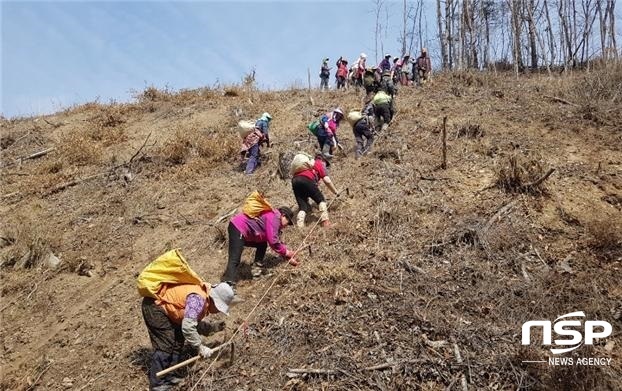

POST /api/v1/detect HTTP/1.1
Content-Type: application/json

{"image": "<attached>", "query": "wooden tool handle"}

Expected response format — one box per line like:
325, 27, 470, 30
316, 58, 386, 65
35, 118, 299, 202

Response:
156, 342, 229, 378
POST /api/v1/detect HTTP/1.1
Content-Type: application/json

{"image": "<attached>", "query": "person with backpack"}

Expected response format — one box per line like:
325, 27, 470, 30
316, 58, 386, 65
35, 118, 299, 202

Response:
319, 58, 331, 90
363, 67, 379, 100
141, 279, 234, 391
290, 153, 339, 228
241, 112, 272, 175
348, 106, 375, 158
316, 108, 344, 158
222, 206, 296, 283
379, 70, 397, 97
372, 90, 393, 132
335, 57, 349, 90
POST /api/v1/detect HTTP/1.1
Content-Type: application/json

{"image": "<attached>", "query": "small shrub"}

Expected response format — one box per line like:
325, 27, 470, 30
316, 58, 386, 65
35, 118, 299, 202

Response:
456, 123, 484, 138
58, 133, 103, 166
136, 86, 172, 103
195, 134, 237, 163
160, 131, 193, 165
1, 134, 15, 149
495, 151, 550, 194
41, 159, 64, 174
587, 218, 622, 261
0, 217, 52, 269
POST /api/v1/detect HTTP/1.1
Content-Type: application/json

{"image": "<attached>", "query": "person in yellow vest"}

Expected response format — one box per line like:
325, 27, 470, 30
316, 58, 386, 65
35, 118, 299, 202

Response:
141, 282, 234, 391
372, 90, 394, 132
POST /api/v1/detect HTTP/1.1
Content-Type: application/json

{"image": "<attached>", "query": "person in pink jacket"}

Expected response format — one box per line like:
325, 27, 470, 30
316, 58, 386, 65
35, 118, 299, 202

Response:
222, 207, 296, 283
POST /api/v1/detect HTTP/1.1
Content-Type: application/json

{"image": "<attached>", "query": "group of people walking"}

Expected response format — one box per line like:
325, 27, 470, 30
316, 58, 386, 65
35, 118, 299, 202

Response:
140, 49, 418, 391
319, 48, 432, 90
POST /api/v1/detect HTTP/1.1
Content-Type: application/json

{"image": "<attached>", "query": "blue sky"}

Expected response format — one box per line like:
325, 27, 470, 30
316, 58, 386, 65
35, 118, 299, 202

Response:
2, 0, 435, 118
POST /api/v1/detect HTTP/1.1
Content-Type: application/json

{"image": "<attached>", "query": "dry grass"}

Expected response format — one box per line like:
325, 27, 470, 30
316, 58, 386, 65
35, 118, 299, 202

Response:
586, 218, 622, 261
159, 130, 193, 165
157, 125, 237, 166
57, 133, 103, 166
543, 63, 622, 127
495, 151, 549, 194
0, 215, 54, 269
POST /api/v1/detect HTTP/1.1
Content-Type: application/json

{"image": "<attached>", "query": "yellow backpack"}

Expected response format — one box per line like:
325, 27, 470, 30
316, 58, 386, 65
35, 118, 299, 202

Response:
136, 249, 204, 299
241, 191, 273, 218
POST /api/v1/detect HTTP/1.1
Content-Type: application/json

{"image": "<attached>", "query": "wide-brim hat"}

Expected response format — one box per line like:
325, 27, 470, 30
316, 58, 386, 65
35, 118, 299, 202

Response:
278, 207, 294, 225
209, 282, 235, 315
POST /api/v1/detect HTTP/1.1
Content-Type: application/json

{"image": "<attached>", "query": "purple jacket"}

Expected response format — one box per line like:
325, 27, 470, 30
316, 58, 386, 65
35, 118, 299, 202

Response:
230, 210, 288, 257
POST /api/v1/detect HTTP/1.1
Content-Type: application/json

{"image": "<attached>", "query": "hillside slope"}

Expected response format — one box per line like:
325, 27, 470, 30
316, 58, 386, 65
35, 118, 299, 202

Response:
1, 70, 621, 390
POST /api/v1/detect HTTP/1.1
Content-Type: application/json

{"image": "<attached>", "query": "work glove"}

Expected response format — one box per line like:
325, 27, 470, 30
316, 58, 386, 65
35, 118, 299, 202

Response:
199, 345, 213, 358
285, 250, 296, 259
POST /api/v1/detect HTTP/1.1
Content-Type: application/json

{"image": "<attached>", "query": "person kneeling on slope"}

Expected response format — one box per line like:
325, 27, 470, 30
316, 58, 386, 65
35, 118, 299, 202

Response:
222, 207, 296, 283
142, 281, 234, 391
291, 153, 339, 228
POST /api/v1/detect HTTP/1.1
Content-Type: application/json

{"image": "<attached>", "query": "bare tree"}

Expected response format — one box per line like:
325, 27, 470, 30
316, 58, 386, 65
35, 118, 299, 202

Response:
446, 0, 455, 69
526, 0, 539, 68
480, 0, 497, 69
374, 0, 385, 63
607, 0, 617, 59
436, 0, 448, 68
543, 0, 557, 66
401, 0, 408, 56
508, 0, 524, 75
597, 0, 608, 60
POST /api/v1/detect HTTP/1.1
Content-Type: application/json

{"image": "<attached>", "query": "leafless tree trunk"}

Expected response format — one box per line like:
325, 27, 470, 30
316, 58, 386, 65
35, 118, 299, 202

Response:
409, 0, 422, 55
509, 0, 524, 75
597, 0, 608, 60
526, 0, 539, 68
374, 0, 384, 64
418, 1, 424, 51
467, 0, 479, 68
460, 0, 468, 68
481, 0, 493, 68
608, 0, 617, 59
446, 0, 455, 69
401, 0, 408, 56
559, 0, 574, 68
543, 0, 557, 66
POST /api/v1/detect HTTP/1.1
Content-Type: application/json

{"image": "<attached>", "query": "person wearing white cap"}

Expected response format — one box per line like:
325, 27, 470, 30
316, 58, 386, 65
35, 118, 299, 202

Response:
241, 112, 272, 175
141, 281, 235, 390
354, 53, 367, 88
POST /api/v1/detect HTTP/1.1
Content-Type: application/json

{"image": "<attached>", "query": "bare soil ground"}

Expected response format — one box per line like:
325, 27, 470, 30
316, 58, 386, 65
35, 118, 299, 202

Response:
1, 68, 621, 390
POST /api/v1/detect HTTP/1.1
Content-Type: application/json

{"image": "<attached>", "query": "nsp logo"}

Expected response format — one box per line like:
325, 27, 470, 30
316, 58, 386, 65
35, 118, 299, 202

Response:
522, 311, 612, 354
